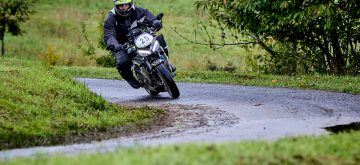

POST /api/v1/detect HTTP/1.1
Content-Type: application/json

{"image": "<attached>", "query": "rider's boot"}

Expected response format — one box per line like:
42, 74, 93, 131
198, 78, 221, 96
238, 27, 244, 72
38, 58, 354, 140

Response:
118, 67, 142, 89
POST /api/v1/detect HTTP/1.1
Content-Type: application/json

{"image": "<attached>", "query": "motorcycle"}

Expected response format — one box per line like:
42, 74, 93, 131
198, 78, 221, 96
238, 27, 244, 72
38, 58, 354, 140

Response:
122, 13, 180, 98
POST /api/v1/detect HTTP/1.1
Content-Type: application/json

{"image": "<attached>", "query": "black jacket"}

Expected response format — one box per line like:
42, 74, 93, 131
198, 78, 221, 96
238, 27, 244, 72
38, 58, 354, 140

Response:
103, 6, 156, 50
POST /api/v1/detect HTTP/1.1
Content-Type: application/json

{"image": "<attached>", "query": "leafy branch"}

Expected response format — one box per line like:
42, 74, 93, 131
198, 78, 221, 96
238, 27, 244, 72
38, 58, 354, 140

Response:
169, 26, 256, 49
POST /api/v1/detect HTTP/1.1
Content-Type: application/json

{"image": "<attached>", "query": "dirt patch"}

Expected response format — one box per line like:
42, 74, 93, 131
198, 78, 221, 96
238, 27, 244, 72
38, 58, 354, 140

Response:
1, 101, 236, 151
117, 102, 238, 140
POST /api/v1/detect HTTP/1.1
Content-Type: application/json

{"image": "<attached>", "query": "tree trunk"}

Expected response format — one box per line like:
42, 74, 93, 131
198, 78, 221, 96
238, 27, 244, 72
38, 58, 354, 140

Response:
331, 29, 346, 75
0, 27, 4, 57
1, 38, 4, 57
315, 37, 335, 74
1, 18, 4, 57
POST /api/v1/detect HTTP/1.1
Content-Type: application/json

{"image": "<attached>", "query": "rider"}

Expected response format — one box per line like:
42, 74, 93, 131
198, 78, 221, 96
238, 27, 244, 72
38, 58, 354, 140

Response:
103, 0, 169, 89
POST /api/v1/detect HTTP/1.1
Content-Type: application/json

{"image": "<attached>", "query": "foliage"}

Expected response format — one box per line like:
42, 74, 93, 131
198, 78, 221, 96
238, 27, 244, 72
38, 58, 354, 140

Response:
206, 59, 236, 73
0, 0, 34, 56
195, 0, 360, 75
97, 11, 108, 50
222, 61, 236, 72
95, 10, 116, 67
95, 54, 116, 67
206, 59, 218, 71
42, 44, 61, 66
79, 22, 96, 58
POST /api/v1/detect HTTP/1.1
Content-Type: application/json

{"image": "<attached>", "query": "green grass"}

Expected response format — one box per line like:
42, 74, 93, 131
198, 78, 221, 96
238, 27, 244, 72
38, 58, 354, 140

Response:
2, 131, 360, 164
176, 71, 360, 94
55, 66, 360, 94
54, 66, 119, 80
0, 57, 164, 150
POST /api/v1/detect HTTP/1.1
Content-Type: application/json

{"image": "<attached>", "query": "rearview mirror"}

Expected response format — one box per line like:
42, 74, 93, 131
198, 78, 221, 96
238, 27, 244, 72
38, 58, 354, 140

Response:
156, 13, 164, 20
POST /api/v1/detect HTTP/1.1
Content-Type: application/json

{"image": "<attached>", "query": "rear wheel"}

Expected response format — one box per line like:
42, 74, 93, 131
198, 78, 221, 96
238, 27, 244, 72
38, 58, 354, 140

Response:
156, 64, 180, 98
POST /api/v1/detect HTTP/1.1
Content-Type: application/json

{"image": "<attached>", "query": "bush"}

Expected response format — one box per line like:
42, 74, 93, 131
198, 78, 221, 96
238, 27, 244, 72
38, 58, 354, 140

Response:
196, 0, 360, 75
206, 59, 236, 73
95, 54, 116, 68
42, 44, 61, 66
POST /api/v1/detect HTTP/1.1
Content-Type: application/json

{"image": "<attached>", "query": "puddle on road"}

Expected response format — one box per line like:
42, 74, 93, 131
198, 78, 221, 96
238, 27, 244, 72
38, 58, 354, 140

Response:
324, 122, 360, 134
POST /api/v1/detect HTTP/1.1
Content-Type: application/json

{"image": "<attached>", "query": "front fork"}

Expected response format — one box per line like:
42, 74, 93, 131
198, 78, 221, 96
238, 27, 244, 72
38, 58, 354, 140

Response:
154, 53, 175, 78
133, 52, 174, 89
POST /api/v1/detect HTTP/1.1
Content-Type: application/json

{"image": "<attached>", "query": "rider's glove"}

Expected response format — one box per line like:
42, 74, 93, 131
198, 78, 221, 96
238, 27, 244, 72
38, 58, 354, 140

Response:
113, 44, 124, 53
106, 44, 123, 53
152, 20, 162, 30
127, 46, 137, 58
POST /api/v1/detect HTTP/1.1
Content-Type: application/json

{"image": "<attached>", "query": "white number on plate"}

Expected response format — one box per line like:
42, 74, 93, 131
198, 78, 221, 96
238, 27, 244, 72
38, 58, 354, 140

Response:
135, 33, 153, 48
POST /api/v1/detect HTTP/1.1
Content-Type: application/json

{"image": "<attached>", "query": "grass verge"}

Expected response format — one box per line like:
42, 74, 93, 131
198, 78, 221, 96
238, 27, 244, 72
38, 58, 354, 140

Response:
55, 66, 360, 94
0, 57, 164, 150
2, 131, 360, 164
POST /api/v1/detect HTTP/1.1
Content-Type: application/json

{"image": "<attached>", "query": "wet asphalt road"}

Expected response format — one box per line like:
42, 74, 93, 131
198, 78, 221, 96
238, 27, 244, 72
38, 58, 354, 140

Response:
1, 78, 360, 159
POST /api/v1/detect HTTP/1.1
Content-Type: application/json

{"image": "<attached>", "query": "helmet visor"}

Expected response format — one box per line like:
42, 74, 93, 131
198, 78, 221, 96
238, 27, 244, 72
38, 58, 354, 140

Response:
114, 0, 132, 5
116, 3, 131, 11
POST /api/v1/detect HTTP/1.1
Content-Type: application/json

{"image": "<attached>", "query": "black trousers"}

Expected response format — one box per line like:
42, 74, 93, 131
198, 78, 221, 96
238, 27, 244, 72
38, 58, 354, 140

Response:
115, 50, 133, 81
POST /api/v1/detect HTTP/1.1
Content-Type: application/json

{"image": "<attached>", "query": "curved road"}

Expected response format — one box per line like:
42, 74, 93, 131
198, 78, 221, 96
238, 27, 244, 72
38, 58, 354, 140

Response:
1, 78, 360, 159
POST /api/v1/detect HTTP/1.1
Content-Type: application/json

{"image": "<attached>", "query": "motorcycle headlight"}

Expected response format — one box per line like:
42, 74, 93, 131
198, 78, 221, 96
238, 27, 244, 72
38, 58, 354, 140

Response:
150, 40, 160, 53
137, 50, 152, 57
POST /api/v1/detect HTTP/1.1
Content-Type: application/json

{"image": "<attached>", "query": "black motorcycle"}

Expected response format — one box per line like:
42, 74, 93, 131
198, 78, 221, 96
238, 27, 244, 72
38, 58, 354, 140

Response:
122, 13, 180, 98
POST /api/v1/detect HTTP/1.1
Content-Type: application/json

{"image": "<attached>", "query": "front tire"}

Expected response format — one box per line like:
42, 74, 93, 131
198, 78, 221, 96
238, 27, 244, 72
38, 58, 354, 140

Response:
145, 88, 160, 96
156, 64, 180, 98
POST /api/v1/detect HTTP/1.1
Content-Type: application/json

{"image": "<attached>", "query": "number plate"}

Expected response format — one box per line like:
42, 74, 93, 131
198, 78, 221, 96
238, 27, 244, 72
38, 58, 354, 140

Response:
135, 33, 154, 48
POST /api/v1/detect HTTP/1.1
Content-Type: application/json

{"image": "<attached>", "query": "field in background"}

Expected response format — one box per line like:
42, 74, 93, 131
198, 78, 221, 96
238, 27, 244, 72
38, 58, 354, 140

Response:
4, 0, 257, 71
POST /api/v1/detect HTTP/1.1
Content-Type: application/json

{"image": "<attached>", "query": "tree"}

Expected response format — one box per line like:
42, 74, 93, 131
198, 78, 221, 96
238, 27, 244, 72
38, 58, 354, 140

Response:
0, 0, 34, 57
195, 0, 360, 75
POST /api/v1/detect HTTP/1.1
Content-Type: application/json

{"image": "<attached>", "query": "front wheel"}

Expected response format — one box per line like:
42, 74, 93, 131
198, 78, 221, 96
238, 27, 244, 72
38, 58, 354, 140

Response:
145, 88, 160, 96
156, 64, 180, 98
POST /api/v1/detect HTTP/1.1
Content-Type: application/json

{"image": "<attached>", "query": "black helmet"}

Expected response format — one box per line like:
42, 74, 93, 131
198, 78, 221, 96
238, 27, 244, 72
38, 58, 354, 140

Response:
114, 0, 135, 17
